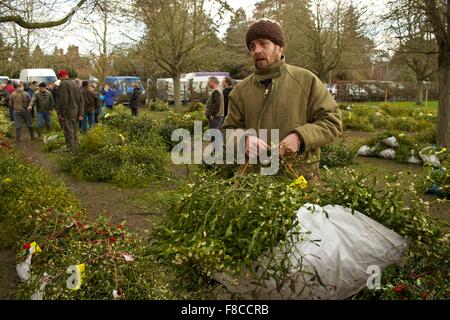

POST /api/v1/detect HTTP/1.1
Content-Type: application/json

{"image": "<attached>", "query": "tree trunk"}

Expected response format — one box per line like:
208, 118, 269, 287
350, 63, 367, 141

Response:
173, 73, 182, 111
437, 43, 450, 147
415, 80, 424, 105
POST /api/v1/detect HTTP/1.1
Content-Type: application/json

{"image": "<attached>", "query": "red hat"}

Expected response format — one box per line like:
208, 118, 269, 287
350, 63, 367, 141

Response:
57, 69, 69, 78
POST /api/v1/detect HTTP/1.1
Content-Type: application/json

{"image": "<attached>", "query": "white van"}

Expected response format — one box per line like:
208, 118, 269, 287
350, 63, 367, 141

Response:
0, 76, 9, 85
19, 68, 57, 85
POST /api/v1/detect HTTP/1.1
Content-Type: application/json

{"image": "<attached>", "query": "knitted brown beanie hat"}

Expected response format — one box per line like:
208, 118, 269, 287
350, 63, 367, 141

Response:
246, 19, 285, 50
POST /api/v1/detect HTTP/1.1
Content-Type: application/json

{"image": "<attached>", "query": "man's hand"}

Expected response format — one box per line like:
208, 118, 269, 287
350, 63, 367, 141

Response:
79, 115, 84, 121
246, 135, 269, 159
58, 115, 65, 122
27, 106, 32, 111
280, 133, 301, 156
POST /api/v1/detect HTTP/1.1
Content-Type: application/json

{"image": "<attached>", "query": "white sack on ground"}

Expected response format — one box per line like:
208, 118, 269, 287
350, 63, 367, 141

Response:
213, 204, 407, 300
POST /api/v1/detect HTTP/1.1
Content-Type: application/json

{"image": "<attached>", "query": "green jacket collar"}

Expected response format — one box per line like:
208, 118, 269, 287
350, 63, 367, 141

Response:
254, 57, 286, 82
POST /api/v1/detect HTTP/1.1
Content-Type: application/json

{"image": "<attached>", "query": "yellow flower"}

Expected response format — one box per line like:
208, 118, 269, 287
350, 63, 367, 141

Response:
30, 241, 42, 255
436, 147, 447, 155
348, 112, 353, 120
289, 175, 308, 190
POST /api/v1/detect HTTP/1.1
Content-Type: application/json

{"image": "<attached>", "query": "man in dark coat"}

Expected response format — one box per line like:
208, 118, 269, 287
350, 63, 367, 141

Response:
129, 83, 140, 117
80, 81, 98, 133
222, 77, 234, 118
56, 69, 84, 150
205, 77, 224, 130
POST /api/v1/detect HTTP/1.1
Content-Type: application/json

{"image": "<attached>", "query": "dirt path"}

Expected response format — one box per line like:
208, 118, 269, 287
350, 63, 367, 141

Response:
0, 136, 165, 300
15, 138, 161, 232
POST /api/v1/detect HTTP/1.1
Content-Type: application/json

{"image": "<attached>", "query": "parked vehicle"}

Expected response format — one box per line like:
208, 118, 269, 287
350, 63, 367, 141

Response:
326, 83, 337, 99
155, 77, 190, 103
0, 76, 9, 85
104, 76, 146, 106
19, 68, 57, 84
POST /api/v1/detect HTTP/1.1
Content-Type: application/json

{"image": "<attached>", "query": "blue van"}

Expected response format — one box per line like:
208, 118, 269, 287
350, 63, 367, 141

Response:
104, 76, 146, 105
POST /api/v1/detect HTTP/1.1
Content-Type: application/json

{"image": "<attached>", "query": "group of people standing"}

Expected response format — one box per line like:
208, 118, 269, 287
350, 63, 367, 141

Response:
0, 69, 124, 151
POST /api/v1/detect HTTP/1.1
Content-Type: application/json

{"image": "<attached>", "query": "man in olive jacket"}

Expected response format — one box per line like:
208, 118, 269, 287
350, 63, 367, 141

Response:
222, 19, 342, 178
56, 69, 84, 150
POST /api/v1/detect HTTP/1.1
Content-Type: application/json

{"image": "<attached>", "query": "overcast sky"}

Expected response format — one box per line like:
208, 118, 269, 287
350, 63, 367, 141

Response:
37, 0, 389, 55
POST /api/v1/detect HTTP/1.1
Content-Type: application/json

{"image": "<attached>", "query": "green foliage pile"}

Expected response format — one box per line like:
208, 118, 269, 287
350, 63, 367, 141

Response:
0, 110, 12, 139
189, 101, 205, 112
150, 99, 170, 112
318, 169, 450, 300
362, 131, 429, 163
340, 104, 436, 134
152, 169, 449, 299
0, 152, 81, 247
159, 111, 208, 149
59, 124, 169, 188
14, 208, 179, 300
320, 142, 356, 168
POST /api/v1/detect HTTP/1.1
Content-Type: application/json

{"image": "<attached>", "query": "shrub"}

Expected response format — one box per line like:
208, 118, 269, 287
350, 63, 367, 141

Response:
189, 101, 205, 112
13, 208, 179, 300
320, 142, 356, 168
150, 99, 170, 112
0, 110, 12, 138
159, 111, 208, 149
41, 132, 66, 152
58, 125, 169, 187
0, 152, 81, 247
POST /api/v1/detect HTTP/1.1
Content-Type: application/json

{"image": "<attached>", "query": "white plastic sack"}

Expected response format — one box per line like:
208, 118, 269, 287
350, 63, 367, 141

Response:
357, 145, 376, 157
381, 136, 399, 148
213, 204, 406, 300
16, 253, 32, 282
419, 147, 441, 168
379, 148, 396, 159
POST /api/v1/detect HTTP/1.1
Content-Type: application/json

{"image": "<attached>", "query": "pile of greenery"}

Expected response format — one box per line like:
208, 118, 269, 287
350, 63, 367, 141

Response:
152, 168, 449, 299
149, 99, 170, 112
159, 111, 208, 149
340, 104, 436, 134
0, 151, 81, 248
189, 101, 206, 112
360, 131, 431, 163
0, 110, 12, 139
14, 208, 178, 300
59, 123, 169, 188
320, 142, 356, 168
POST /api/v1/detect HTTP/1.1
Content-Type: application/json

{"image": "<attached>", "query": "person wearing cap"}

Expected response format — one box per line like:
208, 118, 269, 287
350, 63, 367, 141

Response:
222, 19, 342, 178
56, 69, 84, 150
29, 82, 55, 139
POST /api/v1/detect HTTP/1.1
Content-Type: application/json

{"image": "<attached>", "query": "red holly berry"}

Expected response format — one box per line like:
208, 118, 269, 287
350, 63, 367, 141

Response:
118, 224, 123, 230
24, 242, 31, 250
393, 284, 408, 293
109, 236, 117, 243
121, 233, 125, 241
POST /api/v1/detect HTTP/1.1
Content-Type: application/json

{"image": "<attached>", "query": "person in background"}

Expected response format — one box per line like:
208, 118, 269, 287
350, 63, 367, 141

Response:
0, 84, 13, 122
80, 81, 98, 133
205, 76, 224, 130
5, 80, 15, 95
129, 83, 140, 117
222, 77, 234, 118
49, 80, 60, 107
24, 82, 35, 118
102, 84, 116, 109
29, 82, 55, 139
56, 69, 84, 150
94, 86, 102, 123
9, 83, 33, 142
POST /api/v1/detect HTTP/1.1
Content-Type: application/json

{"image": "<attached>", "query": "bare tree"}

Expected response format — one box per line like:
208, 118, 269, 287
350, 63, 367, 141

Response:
385, 0, 450, 147
134, 0, 230, 109
0, 0, 87, 29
